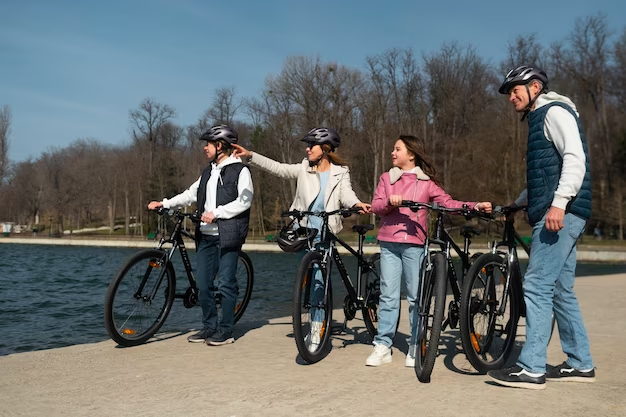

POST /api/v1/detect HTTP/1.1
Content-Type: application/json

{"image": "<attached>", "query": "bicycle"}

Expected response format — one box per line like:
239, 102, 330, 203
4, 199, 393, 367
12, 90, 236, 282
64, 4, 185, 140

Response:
282, 207, 393, 364
459, 205, 535, 374
104, 207, 254, 347
399, 200, 489, 383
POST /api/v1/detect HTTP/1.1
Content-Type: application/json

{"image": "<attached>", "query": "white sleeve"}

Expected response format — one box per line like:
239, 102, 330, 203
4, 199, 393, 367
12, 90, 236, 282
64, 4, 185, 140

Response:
249, 152, 302, 179
213, 167, 254, 219
544, 106, 586, 210
514, 189, 528, 207
162, 177, 201, 208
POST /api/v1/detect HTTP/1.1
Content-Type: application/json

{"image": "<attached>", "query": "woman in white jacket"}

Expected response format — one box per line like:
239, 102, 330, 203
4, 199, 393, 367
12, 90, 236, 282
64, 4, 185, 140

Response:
232, 128, 370, 233
233, 127, 370, 352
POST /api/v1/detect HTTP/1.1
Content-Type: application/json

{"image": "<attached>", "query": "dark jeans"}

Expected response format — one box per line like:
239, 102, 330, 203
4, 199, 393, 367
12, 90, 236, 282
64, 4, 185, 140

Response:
195, 235, 240, 334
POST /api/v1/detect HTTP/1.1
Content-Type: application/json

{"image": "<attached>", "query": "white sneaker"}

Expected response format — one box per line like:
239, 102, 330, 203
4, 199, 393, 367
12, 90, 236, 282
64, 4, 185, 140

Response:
366, 343, 392, 366
307, 321, 322, 352
405, 344, 416, 367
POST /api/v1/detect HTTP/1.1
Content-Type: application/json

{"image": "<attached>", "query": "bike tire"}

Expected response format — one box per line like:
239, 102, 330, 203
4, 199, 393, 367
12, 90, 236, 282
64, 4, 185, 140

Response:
233, 251, 254, 323
362, 252, 401, 338
104, 249, 176, 347
459, 253, 520, 374
414, 252, 447, 383
292, 251, 333, 364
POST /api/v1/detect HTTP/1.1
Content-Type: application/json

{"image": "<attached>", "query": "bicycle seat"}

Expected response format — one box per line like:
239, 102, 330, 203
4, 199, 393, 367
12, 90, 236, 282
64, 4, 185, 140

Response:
352, 224, 374, 235
460, 225, 481, 238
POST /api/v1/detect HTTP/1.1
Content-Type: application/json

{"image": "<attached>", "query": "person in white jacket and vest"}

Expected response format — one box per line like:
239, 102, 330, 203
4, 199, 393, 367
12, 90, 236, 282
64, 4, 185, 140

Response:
148, 125, 253, 346
232, 127, 370, 352
487, 66, 595, 390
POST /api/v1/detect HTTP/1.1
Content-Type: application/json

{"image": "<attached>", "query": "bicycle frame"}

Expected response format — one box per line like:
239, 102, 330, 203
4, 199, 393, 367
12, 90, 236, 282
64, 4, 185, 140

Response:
488, 206, 529, 317
149, 209, 198, 298
401, 201, 483, 324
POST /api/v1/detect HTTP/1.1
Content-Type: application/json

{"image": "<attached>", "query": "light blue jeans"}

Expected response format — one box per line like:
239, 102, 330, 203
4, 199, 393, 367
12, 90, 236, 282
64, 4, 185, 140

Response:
517, 213, 594, 374
298, 243, 326, 323
374, 241, 425, 348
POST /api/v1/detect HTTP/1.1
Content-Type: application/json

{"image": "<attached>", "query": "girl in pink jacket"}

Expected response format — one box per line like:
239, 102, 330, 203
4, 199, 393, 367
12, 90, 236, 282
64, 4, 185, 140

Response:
365, 135, 491, 367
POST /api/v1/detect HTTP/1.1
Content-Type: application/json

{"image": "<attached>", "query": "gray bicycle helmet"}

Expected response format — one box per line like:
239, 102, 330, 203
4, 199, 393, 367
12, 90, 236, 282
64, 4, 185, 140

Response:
199, 125, 238, 144
498, 66, 549, 95
276, 227, 318, 253
300, 127, 341, 150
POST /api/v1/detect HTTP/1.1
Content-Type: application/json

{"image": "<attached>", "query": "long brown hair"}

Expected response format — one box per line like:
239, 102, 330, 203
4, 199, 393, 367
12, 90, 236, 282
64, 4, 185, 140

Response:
398, 135, 442, 187
321, 143, 349, 166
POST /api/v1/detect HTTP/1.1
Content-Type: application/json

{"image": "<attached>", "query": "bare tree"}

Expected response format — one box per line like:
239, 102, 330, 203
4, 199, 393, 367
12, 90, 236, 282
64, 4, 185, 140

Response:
129, 98, 176, 177
205, 86, 242, 125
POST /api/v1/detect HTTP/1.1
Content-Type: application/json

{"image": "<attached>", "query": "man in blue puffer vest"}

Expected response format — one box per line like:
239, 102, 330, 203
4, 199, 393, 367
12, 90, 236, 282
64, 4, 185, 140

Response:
148, 125, 253, 346
487, 66, 595, 390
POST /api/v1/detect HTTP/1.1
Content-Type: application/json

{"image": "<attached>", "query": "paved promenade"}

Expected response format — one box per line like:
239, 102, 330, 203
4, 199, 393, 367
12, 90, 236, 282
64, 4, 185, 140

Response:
0, 273, 624, 417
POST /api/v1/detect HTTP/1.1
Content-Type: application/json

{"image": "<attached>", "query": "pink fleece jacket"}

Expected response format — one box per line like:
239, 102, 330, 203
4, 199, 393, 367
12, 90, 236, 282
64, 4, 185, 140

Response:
372, 167, 477, 245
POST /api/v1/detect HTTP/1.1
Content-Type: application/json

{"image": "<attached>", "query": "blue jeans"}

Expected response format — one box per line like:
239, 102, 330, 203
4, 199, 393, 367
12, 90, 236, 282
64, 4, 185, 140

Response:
375, 241, 424, 347
195, 235, 240, 334
517, 213, 594, 373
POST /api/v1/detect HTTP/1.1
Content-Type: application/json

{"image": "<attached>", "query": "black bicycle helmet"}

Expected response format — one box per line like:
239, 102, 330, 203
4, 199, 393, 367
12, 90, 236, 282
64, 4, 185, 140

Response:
199, 125, 238, 144
498, 66, 549, 95
276, 227, 318, 253
300, 127, 341, 150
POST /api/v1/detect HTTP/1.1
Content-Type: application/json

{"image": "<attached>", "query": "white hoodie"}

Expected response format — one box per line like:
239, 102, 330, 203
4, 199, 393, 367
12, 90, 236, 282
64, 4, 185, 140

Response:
514, 91, 587, 210
162, 155, 254, 235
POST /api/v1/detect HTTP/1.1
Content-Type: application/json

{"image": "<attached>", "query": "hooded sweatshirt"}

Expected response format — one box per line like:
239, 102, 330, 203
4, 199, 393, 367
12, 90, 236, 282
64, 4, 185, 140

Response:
162, 155, 254, 235
514, 92, 587, 210
372, 167, 477, 245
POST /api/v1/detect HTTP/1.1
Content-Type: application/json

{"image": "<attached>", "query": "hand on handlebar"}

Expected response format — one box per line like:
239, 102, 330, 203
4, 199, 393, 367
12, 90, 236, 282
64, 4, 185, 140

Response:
354, 202, 371, 214
389, 195, 403, 207
201, 211, 217, 224
147, 201, 163, 210
474, 201, 492, 214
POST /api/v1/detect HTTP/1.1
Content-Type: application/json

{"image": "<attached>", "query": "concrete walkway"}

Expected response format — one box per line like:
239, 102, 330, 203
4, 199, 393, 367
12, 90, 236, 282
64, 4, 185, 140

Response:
0, 273, 624, 417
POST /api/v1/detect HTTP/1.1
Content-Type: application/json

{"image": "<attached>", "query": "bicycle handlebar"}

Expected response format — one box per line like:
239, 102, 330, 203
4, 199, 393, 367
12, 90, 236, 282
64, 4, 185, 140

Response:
149, 207, 202, 223
399, 200, 494, 220
493, 205, 527, 217
281, 206, 362, 219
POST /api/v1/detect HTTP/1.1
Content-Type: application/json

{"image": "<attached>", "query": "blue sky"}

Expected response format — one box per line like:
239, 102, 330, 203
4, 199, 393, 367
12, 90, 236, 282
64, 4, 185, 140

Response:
1, 0, 624, 163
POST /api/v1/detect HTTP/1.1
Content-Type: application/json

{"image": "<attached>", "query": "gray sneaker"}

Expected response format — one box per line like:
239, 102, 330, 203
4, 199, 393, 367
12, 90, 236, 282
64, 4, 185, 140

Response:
206, 330, 235, 346
187, 328, 215, 343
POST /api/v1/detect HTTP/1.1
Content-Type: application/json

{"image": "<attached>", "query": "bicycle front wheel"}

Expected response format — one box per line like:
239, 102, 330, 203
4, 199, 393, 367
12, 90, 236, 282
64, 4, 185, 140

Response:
460, 253, 520, 373
233, 251, 254, 323
104, 249, 176, 347
293, 251, 333, 364
415, 252, 447, 383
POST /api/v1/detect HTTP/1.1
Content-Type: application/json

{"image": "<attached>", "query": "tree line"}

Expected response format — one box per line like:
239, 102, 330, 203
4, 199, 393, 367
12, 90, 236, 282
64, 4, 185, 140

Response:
1, 14, 624, 240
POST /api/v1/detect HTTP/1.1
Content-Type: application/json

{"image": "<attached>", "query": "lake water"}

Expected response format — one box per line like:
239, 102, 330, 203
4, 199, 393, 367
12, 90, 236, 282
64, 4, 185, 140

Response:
1, 243, 624, 356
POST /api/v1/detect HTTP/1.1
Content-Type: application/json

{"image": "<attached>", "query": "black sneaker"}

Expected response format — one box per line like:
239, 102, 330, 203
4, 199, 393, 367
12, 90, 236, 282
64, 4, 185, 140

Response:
487, 365, 546, 390
546, 362, 596, 383
206, 330, 235, 346
187, 328, 216, 343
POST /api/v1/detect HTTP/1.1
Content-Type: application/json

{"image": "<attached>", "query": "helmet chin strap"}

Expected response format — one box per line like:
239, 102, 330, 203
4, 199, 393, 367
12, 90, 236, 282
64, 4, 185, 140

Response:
308, 151, 330, 167
520, 84, 543, 122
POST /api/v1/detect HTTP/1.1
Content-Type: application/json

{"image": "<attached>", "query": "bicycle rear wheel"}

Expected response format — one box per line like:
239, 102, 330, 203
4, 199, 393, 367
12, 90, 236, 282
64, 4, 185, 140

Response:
362, 253, 400, 338
415, 252, 447, 383
104, 249, 176, 347
234, 251, 254, 323
292, 251, 333, 364
460, 253, 520, 374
